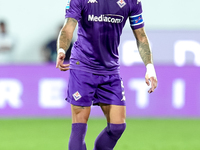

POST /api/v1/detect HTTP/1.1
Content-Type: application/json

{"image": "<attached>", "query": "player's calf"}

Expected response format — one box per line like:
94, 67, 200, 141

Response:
68, 123, 87, 150
94, 123, 126, 150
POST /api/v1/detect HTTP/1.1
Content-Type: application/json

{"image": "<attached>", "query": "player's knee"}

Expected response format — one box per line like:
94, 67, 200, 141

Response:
72, 105, 91, 123
76, 115, 89, 123
109, 123, 126, 141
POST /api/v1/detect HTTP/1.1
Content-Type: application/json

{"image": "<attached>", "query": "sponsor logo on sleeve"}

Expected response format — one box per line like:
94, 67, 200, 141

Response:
117, 0, 126, 8
66, 0, 71, 9
73, 91, 82, 101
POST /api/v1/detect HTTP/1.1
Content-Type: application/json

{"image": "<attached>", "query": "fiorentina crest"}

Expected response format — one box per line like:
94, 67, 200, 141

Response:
73, 91, 82, 101
117, 0, 126, 8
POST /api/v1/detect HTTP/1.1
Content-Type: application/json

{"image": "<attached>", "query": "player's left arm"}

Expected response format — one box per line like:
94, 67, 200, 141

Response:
133, 27, 157, 93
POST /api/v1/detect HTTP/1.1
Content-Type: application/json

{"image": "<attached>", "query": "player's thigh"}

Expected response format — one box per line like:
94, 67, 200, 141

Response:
100, 103, 126, 124
94, 74, 126, 106
71, 104, 91, 123
67, 69, 96, 107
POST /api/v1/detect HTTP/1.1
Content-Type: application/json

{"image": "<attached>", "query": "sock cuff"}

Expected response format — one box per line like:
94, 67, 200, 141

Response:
71, 123, 87, 132
107, 123, 126, 127
107, 123, 126, 133
107, 123, 126, 125
72, 123, 87, 126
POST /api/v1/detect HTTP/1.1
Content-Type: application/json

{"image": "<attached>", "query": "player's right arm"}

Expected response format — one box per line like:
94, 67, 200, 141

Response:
56, 18, 77, 71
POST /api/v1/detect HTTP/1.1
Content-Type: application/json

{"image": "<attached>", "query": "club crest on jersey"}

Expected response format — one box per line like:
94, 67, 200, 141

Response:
88, 0, 98, 3
117, 0, 126, 8
73, 91, 82, 101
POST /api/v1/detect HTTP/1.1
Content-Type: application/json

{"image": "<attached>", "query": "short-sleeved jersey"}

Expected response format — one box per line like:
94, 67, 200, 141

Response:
65, 0, 144, 75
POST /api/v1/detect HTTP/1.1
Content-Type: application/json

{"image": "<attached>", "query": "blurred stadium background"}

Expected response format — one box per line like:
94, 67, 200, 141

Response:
0, 0, 200, 150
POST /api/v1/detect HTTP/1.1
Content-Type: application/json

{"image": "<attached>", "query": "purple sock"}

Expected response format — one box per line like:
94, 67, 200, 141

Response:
68, 123, 87, 150
94, 123, 126, 150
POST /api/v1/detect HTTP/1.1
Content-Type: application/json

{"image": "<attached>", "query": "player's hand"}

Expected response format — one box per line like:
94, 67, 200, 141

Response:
56, 52, 70, 71
145, 74, 157, 93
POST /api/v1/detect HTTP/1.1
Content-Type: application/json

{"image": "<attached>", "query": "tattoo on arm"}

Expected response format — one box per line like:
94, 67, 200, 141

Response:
57, 18, 77, 52
134, 28, 153, 66
59, 30, 69, 50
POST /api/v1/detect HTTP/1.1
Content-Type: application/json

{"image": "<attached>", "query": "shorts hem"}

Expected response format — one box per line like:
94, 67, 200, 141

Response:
93, 101, 126, 106
66, 98, 92, 107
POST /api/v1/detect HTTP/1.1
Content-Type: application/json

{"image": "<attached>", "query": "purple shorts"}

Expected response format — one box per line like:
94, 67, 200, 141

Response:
66, 69, 126, 107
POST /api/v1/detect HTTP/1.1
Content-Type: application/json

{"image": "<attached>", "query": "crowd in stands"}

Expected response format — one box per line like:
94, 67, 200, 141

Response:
0, 21, 73, 65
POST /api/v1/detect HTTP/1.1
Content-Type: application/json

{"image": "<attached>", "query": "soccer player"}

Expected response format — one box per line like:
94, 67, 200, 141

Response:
56, 0, 157, 149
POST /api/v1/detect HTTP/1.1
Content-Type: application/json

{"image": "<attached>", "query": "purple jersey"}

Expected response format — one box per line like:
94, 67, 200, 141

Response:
65, 0, 144, 75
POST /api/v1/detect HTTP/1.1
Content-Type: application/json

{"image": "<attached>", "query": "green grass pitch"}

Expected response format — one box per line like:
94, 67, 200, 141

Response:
0, 118, 200, 150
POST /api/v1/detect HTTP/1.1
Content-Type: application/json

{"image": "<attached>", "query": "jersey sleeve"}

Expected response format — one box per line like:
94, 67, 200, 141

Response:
65, 0, 82, 22
129, 1, 144, 30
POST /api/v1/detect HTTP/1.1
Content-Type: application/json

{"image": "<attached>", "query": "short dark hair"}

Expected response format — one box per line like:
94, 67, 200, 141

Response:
0, 21, 5, 26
